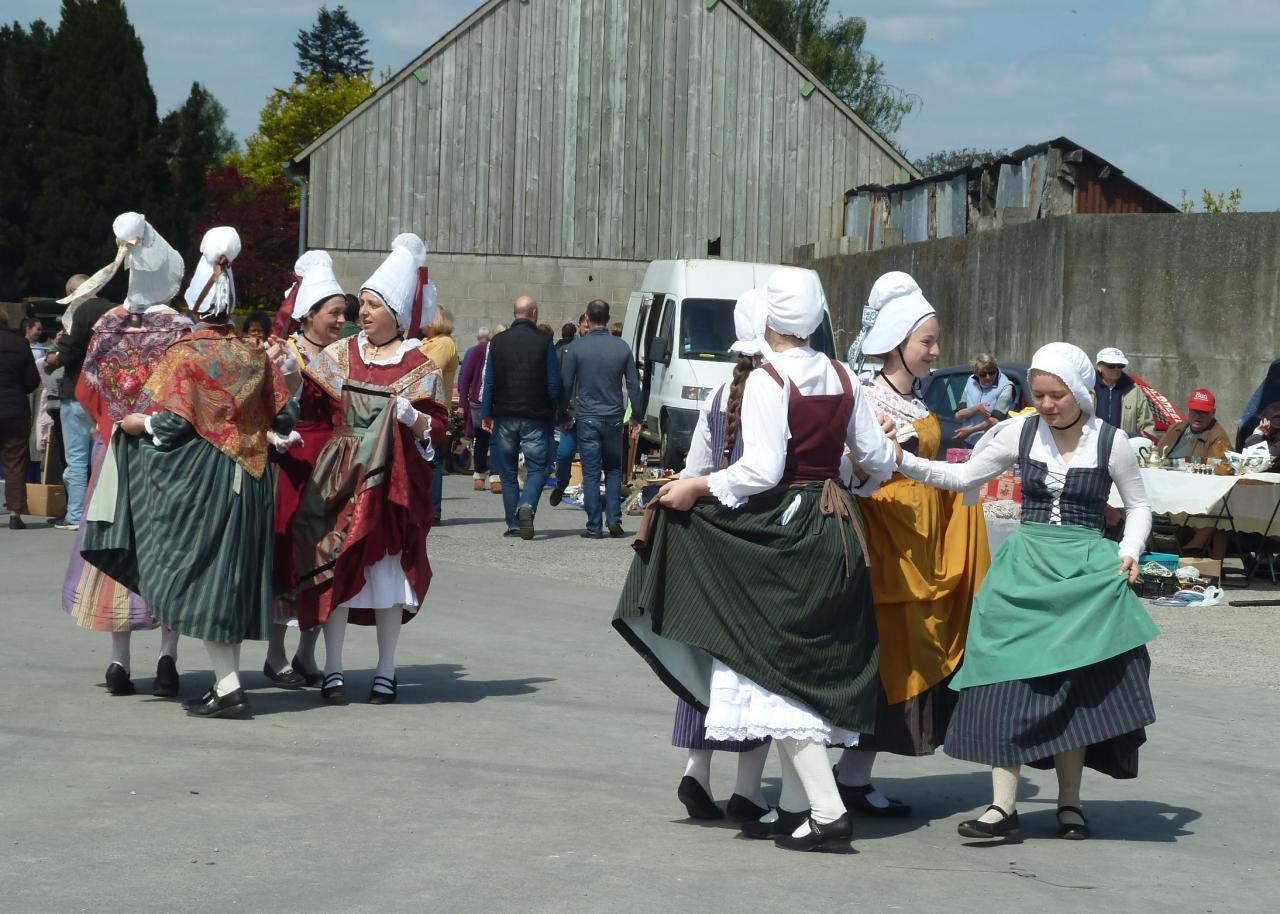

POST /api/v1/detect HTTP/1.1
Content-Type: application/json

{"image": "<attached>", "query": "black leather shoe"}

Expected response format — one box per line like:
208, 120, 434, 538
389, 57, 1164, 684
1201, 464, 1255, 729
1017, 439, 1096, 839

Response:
837, 781, 912, 818
608, 522, 626, 538
152, 655, 180, 698
740, 808, 810, 839
291, 653, 323, 687
321, 672, 348, 704
581, 530, 605, 539
517, 505, 535, 540
183, 687, 249, 718
263, 660, 307, 690
773, 813, 854, 852
549, 484, 566, 507
725, 794, 770, 822
105, 662, 135, 696
368, 675, 398, 705
9, 514, 26, 530
677, 776, 724, 820
957, 805, 1022, 840
1057, 805, 1090, 840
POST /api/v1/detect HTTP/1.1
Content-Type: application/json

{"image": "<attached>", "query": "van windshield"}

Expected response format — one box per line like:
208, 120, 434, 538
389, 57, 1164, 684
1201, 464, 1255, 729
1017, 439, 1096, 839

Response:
679, 298, 738, 362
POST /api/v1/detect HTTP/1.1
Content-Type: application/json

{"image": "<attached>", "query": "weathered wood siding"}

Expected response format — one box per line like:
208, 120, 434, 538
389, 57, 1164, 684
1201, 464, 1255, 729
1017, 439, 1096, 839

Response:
306, 0, 913, 260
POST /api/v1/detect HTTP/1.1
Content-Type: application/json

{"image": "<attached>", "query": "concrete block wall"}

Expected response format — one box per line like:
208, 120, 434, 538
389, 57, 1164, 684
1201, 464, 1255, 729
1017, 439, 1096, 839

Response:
329, 251, 649, 346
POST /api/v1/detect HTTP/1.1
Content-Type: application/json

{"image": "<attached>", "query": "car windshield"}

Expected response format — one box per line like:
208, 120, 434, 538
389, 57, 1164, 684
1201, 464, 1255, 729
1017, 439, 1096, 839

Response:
679, 298, 737, 362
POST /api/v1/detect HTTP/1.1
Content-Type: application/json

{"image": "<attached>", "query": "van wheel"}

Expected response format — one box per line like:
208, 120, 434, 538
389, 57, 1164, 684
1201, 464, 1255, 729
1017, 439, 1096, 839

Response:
660, 426, 685, 473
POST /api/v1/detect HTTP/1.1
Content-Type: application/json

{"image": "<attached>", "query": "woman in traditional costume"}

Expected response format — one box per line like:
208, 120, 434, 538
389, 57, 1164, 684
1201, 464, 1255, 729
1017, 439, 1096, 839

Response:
58, 213, 192, 698
614, 268, 898, 852
833, 272, 990, 817
82, 227, 295, 718
290, 234, 448, 705
896, 342, 1158, 841
260, 250, 348, 688
669, 289, 771, 823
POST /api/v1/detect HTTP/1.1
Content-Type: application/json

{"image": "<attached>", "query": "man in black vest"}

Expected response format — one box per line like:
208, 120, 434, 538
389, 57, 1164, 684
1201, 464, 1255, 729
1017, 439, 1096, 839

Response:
481, 295, 561, 539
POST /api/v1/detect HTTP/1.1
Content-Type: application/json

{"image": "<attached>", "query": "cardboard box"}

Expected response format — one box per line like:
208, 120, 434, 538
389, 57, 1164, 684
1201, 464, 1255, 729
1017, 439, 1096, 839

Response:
26, 482, 66, 519
1178, 556, 1222, 582
569, 461, 583, 487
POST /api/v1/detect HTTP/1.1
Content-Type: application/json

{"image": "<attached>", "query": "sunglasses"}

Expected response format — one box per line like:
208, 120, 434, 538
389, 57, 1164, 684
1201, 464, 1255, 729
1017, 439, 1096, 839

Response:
976, 369, 997, 378
1099, 363, 1125, 370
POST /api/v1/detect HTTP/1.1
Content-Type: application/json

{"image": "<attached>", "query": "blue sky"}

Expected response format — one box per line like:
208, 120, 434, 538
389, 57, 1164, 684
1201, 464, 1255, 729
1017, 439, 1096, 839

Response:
11, 0, 1277, 210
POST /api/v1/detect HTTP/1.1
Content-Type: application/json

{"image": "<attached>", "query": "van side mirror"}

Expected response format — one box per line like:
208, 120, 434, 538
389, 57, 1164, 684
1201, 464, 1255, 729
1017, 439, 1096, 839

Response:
650, 335, 671, 366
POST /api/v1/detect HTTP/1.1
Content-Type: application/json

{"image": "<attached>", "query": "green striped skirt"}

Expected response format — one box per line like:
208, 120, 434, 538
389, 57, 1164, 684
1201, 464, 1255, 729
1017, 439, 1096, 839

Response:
613, 481, 880, 735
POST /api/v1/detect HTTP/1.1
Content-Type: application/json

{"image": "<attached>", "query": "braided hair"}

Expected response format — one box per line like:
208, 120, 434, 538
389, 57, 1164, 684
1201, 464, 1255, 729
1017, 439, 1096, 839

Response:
719, 354, 757, 469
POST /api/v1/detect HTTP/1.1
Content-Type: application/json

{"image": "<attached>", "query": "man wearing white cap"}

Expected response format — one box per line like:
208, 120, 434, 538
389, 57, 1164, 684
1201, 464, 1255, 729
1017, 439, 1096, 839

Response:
1093, 347, 1154, 438
58, 212, 193, 699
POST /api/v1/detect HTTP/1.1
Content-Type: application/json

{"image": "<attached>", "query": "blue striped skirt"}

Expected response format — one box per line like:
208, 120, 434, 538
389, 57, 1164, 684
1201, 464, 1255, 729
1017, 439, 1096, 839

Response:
671, 698, 769, 752
944, 646, 1154, 779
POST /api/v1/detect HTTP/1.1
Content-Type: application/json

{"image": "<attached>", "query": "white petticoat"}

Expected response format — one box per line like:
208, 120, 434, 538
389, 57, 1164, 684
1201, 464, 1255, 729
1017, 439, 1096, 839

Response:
340, 552, 421, 612
703, 659, 859, 746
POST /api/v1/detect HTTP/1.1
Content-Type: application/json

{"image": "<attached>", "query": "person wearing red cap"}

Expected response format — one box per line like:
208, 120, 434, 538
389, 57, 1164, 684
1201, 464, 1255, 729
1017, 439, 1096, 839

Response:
1158, 388, 1233, 561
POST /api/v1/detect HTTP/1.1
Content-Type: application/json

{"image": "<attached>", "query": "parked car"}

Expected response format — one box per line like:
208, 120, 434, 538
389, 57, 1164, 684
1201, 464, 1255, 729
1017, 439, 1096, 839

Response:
920, 363, 1031, 449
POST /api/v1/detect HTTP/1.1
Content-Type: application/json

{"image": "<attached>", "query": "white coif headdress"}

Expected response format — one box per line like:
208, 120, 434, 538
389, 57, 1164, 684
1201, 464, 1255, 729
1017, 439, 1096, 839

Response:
362, 233, 436, 333
860, 271, 936, 357
729, 288, 767, 357
58, 212, 184, 310
184, 226, 241, 319
1030, 342, 1096, 416
287, 250, 344, 324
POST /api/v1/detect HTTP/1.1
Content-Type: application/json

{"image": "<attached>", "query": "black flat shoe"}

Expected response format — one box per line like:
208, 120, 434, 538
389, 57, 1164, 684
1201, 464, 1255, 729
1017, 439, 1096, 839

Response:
740, 808, 810, 839
104, 662, 135, 696
368, 675, 397, 705
608, 523, 626, 538
725, 794, 771, 822
677, 776, 724, 820
152, 655, 180, 698
549, 485, 566, 507
183, 687, 249, 718
321, 672, 348, 704
837, 781, 912, 818
291, 653, 323, 687
9, 514, 26, 530
263, 660, 307, 690
957, 805, 1022, 840
1057, 805, 1090, 840
773, 813, 854, 852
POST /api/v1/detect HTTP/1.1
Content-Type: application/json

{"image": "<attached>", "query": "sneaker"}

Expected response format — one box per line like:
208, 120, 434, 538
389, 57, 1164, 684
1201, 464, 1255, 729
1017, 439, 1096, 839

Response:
517, 505, 535, 540
53, 517, 78, 530
502, 528, 521, 538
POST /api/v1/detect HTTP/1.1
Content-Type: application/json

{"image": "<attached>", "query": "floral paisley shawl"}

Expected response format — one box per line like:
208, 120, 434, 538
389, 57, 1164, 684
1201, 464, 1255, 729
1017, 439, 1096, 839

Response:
143, 325, 292, 478
304, 336, 443, 403
76, 308, 193, 441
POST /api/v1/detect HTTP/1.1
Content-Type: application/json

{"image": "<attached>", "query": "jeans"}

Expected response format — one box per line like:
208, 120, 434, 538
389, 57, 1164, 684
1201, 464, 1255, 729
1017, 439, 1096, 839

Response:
493, 417, 552, 529
60, 399, 94, 524
577, 415, 623, 534
554, 423, 577, 489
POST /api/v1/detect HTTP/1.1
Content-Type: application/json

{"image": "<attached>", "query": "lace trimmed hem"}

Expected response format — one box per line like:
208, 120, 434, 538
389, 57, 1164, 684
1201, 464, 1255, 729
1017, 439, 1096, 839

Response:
706, 725, 860, 746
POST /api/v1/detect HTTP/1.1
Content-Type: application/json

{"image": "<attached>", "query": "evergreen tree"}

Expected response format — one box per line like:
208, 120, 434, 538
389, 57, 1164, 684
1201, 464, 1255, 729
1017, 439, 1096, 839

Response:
158, 82, 237, 261
27, 0, 171, 296
294, 5, 371, 83
739, 0, 915, 141
0, 20, 54, 297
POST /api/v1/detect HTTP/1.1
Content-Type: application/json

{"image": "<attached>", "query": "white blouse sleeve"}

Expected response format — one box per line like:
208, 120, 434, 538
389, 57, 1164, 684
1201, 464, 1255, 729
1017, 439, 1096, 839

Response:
706, 369, 786, 508
899, 419, 1022, 491
680, 393, 719, 479
1108, 428, 1152, 561
845, 370, 899, 497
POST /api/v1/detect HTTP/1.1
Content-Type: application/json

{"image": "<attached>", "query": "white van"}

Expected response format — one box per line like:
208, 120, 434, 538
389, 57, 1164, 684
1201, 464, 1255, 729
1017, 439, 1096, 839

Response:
621, 259, 836, 469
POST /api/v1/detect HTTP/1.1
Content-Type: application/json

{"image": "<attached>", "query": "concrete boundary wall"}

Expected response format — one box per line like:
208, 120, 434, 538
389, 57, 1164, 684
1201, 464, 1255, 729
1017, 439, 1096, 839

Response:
800, 213, 1280, 433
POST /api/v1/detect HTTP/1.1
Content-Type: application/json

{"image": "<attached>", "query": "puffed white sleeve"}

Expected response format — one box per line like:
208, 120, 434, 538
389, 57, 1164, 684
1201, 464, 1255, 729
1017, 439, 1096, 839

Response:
899, 418, 1021, 492
705, 370, 787, 508
844, 372, 898, 497
680, 390, 720, 479
1109, 428, 1152, 561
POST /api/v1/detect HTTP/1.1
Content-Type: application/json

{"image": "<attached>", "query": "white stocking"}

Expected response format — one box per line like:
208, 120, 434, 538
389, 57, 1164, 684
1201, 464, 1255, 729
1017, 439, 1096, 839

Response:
779, 739, 846, 833
683, 749, 713, 793
109, 631, 131, 672
204, 640, 241, 696
373, 607, 401, 690
323, 606, 350, 680
159, 626, 179, 660
979, 765, 1021, 823
1054, 748, 1087, 825
774, 738, 807, 818
732, 743, 771, 809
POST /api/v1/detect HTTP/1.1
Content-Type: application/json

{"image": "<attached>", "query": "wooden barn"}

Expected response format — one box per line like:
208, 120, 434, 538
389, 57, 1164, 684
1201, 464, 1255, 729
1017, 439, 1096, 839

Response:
295, 0, 917, 334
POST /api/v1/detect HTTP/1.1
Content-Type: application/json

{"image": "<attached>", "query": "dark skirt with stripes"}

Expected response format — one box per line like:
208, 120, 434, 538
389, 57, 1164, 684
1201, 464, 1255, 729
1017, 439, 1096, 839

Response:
856, 675, 958, 757
672, 698, 769, 752
944, 646, 1154, 779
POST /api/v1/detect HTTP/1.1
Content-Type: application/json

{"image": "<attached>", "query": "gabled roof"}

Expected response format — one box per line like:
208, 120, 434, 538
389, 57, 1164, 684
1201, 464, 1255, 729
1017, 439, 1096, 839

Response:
296, 0, 918, 177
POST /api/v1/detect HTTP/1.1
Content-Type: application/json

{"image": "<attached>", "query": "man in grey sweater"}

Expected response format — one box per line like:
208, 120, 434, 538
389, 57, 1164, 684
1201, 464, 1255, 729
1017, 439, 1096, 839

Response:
559, 299, 642, 538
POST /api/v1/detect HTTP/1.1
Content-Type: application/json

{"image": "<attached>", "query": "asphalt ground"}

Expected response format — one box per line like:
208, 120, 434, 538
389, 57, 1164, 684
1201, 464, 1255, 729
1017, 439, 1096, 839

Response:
1, 475, 1278, 913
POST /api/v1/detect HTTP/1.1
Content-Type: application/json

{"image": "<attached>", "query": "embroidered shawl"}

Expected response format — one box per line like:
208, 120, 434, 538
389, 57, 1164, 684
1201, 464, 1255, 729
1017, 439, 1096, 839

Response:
143, 325, 291, 478
304, 335, 443, 403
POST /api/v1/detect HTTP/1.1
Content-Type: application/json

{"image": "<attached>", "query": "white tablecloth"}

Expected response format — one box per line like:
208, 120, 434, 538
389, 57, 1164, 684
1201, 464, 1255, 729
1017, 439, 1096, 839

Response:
1109, 469, 1280, 535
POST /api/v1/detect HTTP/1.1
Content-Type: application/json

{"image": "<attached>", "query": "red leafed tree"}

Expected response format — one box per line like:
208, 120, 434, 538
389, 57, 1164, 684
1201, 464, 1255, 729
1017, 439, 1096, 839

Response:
190, 165, 298, 309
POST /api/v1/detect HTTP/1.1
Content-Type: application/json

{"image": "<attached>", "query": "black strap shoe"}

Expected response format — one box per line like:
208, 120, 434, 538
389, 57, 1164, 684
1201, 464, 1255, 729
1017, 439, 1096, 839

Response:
104, 662, 135, 696
153, 655, 180, 698
677, 776, 724, 820
1057, 805, 1090, 840
957, 805, 1022, 840
725, 794, 770, 822
321, 672, 348, 704
368, 675, 398, 705
740, 807, 810, 839
773, 812, 854, 852
183, 687, 249, 718
263, 660, 307, 690
837, 781, 912, 818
